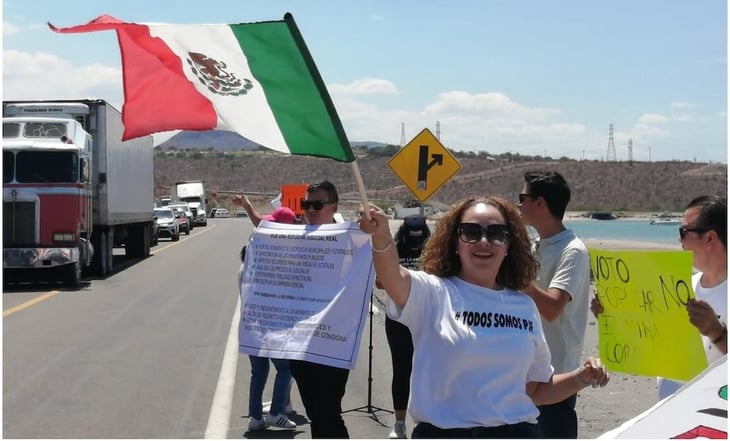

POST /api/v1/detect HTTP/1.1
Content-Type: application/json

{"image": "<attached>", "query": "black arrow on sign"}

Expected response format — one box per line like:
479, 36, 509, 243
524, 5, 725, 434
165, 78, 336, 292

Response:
417, 145, 443, 190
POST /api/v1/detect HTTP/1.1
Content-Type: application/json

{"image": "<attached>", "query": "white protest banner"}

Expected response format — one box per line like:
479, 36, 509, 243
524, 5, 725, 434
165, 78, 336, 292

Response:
599, 356, 727, 439
238, 220, 375, 369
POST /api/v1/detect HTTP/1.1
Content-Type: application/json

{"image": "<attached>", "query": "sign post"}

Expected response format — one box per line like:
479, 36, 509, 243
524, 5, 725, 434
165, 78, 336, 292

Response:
281, 184, 309, 217
387, 128, 461, 203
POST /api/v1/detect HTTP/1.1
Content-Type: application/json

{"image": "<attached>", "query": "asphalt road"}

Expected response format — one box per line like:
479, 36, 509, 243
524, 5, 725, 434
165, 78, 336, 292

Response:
3, 217, 657, 439
4, 219, 243, 438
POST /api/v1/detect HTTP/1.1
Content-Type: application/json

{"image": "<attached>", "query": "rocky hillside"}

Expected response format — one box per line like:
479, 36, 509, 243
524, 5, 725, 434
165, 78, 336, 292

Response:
154, 149, 727, 213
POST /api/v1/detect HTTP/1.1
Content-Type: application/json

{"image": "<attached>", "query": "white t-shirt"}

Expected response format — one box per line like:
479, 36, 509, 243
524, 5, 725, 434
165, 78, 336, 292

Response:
657, 272, 727, 399
534, 229, 591, 373
386, 270, 553, 428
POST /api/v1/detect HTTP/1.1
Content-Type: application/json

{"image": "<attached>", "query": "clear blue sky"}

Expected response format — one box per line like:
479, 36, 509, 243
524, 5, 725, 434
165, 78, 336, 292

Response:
3, 0, 727, 162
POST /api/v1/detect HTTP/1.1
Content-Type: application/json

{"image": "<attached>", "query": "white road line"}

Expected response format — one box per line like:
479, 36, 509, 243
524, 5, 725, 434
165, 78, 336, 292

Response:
204, 296, 240, 439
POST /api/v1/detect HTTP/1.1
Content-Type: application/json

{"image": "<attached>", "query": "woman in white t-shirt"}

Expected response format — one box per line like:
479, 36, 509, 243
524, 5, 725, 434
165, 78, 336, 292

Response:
359, 196, 609, 439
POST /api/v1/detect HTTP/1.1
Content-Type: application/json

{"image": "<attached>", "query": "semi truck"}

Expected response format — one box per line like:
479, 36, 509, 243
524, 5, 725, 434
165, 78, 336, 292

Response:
3, 99, 156, 287
171, 180, 208, 226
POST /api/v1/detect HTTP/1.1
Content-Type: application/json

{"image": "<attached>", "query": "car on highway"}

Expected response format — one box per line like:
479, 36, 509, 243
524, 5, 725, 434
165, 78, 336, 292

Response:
172, 208, 191, 235
209, 208, 230, 218
153, 207, 180, 241
167, 202, 194, 231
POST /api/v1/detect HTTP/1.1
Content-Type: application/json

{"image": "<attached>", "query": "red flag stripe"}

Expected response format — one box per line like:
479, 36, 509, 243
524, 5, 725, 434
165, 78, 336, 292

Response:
50, 16, 217, 140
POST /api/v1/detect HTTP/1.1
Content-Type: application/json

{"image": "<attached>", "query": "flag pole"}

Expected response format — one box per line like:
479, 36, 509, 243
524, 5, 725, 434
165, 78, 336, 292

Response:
350, 161, 372, 220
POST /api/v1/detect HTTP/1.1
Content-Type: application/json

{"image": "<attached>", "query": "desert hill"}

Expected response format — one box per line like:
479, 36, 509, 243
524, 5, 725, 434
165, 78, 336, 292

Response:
154, 149, 727, 214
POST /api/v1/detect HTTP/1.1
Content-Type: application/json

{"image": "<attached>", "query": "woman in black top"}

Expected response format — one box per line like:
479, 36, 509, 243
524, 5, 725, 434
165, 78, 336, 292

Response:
384, 215, 431, 439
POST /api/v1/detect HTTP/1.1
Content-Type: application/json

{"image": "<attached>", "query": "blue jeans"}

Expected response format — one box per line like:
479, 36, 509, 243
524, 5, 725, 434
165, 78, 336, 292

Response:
248, 356, 292, 420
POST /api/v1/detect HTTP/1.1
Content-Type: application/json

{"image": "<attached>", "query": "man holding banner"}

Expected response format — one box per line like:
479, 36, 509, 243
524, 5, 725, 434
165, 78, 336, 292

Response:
239, 180, 368, 439
287, 181, 352, 438
591, 195, 727, 399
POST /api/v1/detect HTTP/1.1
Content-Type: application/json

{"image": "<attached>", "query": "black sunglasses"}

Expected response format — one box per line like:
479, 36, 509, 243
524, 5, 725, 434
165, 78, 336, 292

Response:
518, 193, 536, 203
301, 199, 332, 211
679, 226, 711, 240
457, 223, 511, 245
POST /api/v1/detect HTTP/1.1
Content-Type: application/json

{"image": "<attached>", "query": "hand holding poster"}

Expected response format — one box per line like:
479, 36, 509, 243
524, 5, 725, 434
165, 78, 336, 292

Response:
590, 249, 707, 381
239, 221, 375, 369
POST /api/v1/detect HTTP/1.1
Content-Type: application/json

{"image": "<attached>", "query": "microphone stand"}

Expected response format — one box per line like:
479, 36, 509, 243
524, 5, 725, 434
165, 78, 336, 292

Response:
343, 291, 393, 422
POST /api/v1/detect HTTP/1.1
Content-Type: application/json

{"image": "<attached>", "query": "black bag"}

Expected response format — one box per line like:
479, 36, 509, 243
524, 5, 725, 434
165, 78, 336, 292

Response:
397, 215, 431, 252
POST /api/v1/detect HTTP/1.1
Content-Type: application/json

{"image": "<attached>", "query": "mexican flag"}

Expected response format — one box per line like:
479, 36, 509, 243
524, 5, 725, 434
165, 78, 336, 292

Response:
49, 14, 355, 162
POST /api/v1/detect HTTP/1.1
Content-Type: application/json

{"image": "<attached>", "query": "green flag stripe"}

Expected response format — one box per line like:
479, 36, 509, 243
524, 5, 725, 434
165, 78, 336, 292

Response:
231, 19, 354, 162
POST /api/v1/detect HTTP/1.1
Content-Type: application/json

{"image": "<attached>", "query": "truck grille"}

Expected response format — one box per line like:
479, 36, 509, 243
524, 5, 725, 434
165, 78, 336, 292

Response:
4, 201, 36, 245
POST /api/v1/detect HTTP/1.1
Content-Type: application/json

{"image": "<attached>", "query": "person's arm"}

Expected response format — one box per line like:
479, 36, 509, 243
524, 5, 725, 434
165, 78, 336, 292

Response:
359, 205, 411, 308
233, 191, 264, 227
526, 356, 609, 405
688, 299, 727, 355
590, 294, 604, 318
523, 284, 570, 321
524, 247, 586, 321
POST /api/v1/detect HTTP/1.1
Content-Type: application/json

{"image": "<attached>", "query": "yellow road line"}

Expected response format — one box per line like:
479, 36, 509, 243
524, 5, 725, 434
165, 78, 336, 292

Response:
3, 224, 218, 317
3, 291, 58, 317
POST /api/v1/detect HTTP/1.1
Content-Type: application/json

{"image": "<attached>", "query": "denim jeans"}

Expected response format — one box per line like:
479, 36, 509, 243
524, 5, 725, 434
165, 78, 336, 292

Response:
248, 355, 292, 420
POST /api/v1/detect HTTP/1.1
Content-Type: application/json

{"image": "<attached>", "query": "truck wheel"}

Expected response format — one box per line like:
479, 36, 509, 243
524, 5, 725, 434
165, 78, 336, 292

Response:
63, 262, 82, 288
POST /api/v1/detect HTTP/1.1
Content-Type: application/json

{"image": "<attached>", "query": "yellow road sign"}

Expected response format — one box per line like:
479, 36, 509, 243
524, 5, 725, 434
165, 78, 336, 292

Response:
387, 128, 462, 202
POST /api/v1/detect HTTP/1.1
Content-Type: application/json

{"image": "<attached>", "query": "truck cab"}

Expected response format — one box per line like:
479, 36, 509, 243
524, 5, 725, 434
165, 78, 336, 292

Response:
172, 181, 207, 226
3, 115, 94, 286
3, 99, 155, 286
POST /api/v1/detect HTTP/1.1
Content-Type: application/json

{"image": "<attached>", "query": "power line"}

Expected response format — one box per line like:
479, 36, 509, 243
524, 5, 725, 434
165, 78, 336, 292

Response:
628, 138, 633, 162
606, 123, 617, 161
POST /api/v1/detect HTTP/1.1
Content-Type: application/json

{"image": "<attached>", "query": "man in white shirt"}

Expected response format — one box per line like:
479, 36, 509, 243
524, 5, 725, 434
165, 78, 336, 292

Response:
659, 195, 727, 397
518, 170, 591, 439
591, 195, 727, 399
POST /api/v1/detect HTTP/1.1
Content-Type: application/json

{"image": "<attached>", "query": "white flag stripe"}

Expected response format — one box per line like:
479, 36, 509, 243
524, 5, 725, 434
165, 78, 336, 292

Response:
148, 25, 289, 152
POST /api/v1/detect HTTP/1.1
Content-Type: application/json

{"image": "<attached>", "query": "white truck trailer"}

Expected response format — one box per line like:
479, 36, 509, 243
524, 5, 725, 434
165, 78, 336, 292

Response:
3, 99, 156, 286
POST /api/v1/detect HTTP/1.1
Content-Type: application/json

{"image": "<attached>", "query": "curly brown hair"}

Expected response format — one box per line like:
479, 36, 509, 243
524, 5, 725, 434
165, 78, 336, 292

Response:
420, 196, 538, 290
